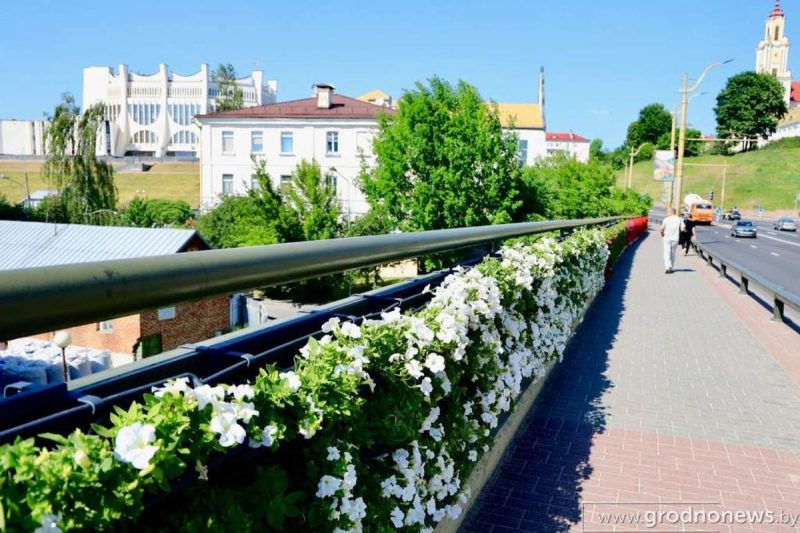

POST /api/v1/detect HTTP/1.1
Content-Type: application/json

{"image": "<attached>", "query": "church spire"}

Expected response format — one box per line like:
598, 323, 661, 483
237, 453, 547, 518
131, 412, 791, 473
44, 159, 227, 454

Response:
770, 0, 785, 19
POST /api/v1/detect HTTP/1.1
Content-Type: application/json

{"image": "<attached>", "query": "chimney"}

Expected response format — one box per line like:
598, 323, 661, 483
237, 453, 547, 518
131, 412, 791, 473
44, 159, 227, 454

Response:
314, 83, 335, 109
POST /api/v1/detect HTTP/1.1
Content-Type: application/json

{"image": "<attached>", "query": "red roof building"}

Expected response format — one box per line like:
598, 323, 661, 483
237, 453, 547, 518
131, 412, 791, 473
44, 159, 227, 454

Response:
546, 132, 589, 142
197, 94, 393, 121
545, 132, 591, 162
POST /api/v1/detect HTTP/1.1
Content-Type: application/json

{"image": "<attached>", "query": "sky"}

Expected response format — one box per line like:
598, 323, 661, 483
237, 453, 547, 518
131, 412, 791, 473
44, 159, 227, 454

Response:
0, 0, 790, 148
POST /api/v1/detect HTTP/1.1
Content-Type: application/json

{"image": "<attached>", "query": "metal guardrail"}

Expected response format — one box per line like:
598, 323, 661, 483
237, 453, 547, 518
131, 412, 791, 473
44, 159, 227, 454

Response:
0, 216, 624, 444
0, 217, 622, 340
695, 242, 800, 322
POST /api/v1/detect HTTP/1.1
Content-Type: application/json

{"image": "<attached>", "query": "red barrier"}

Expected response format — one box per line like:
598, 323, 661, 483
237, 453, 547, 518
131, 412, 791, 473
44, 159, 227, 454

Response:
626, 216, 648, 244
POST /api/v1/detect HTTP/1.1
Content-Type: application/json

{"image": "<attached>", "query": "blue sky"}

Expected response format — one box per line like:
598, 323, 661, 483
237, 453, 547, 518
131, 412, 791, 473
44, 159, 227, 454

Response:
0, 0, 789, 148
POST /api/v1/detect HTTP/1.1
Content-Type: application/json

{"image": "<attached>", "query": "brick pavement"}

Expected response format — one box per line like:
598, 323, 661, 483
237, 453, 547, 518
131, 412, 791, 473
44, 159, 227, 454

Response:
461, 231, 800, 532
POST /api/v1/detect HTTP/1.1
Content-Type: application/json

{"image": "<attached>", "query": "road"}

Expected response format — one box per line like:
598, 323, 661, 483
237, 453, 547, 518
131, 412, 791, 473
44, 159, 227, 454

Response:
650, 206, 800, 303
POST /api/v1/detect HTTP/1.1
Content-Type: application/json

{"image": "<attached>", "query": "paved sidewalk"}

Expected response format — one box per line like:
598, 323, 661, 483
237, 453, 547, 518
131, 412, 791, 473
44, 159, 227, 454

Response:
461, 230, 800, 532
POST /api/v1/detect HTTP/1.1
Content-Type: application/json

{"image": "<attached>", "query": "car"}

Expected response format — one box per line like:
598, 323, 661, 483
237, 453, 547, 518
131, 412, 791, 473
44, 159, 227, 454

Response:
720, 209, 732, 220
730, 220, 757, 238
729, 209, 741, 221
773, 216, 797, 232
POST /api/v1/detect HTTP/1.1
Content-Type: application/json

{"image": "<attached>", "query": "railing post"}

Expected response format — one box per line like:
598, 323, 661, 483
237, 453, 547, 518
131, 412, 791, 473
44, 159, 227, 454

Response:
739, 276, 749, 295
772, 297, 785, 322
706, 255, 713, 268
719, 264, 726, 278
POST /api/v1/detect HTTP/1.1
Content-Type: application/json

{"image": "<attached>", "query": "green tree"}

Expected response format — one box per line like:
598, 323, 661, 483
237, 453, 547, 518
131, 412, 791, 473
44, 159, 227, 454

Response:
521, 154, 649, 218
625, 103, 672, 148
42, 93, 118, 224
0, 194, 27, 221
122, 197, 194, 227
284, 160, 341, 241
362, 77, 525, 231
589, 139, 606, 162
213, 64, 245, 112
197, 158, 301, 248
714, 71, 787, 149
656, 128, 702, 157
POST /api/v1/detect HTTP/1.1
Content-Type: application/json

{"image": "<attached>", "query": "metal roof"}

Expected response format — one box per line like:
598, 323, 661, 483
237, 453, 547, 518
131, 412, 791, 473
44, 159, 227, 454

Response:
0, 221, 199, 271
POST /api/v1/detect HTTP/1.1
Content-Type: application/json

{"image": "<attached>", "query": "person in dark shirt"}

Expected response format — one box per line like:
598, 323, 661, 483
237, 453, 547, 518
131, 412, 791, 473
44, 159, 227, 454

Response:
680, 216, 695, 255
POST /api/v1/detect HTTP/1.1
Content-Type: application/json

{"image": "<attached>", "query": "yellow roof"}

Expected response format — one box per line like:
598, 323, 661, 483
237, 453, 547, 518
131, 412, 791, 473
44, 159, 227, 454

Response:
778, 107, 800, 126
357, 89, 391, 103
493, 102, 544, 129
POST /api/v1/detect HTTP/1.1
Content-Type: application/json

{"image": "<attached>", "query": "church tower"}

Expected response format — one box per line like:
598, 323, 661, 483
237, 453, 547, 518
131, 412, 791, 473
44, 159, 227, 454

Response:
756, 0, 793, 104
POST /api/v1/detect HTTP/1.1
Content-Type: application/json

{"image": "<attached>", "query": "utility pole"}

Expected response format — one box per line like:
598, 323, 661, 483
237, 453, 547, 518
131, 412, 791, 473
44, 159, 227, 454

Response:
720, 160, 728, 210
670, 104, 677, 153
674, 59, 732, 213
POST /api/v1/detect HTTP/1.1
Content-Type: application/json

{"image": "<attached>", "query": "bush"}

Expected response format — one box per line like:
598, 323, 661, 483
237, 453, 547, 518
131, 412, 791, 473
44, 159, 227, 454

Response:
0, 229, 611, 531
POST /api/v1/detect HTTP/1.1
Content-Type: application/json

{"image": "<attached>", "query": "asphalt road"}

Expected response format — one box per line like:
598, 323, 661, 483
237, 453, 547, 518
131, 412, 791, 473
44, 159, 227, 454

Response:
650, 206, 800, 302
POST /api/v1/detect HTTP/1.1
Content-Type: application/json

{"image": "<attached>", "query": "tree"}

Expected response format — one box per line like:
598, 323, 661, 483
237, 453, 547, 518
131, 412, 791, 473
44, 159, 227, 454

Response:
0, 194, 27, 221
123, 197, 194, 227
42, 93, 118, 224
283, 160, 341, 241
589, 139, 606, 162
197, 158, 301, 248
625, 103, 672, 148
521, 154, 650, 219
714, 71, 787, 149
656, 128, 702, 157
213, 64, 245, 112
362, 77, 526, 232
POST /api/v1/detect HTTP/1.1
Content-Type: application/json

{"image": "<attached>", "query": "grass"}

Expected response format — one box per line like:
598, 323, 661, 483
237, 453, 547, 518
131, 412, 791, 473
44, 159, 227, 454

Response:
0, 161, 200, 207
617, 147, 800, 212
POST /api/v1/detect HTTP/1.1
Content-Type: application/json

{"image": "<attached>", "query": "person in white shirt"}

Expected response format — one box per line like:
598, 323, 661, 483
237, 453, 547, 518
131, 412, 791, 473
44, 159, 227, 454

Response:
660, 207, 685, 273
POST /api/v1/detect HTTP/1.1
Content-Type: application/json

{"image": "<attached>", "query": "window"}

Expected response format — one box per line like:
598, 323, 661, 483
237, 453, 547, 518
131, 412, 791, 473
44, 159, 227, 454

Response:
157, 307, 176, 320
132, 130, 158, 144
518, 139, 529, 166
326, 131, 339, 154
325, 172, 337, 191
222, 174, 234, 194
251, 131, 263, 153
251, 174, 260, 190
171, 130, 197, 145
280, 131, 293, 154
98, 320, 114, 333
775, 26, 780, 41
280, 175, 293, 189
222, 131, 234, 153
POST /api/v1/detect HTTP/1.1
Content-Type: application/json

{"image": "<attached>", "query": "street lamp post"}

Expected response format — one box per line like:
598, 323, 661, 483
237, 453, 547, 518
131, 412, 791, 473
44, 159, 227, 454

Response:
673, 60, 732, 213
626, 144, 648, 189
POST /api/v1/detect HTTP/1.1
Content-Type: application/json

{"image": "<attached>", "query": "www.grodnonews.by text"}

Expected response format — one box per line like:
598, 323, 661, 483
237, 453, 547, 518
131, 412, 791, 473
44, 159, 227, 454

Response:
586, 504, 800, 529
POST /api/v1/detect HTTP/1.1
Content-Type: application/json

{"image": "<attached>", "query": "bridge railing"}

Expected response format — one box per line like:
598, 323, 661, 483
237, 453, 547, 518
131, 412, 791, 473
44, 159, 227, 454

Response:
0, 216, 624, 443
695, 242, 800, 322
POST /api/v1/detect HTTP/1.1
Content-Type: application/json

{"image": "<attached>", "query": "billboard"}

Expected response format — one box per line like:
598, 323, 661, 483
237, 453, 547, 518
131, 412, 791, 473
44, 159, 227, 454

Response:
653, 150, 675, 182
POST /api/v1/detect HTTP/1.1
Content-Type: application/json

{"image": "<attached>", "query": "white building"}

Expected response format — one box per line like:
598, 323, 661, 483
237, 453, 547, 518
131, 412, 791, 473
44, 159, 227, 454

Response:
494, 68, 547, 166
83, 64, 277, 157
545, 132, 591, 162
0, 119, 48, 156
196, 84, 391, 216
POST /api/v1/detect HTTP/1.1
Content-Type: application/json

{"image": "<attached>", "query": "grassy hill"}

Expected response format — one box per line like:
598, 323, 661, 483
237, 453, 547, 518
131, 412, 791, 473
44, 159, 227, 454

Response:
0, 160, 200, 207
617, 144, 800, 212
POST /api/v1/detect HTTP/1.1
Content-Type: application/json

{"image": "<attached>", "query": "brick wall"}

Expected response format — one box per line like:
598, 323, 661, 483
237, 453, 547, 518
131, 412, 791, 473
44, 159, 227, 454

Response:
140, 296, 230, 352
34, 314, 141, 355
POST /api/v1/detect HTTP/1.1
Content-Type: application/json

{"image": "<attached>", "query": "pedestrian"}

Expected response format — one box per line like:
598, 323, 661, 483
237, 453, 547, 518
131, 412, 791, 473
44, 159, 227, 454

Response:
680, 215, 695, 255
660, 207, 684, 274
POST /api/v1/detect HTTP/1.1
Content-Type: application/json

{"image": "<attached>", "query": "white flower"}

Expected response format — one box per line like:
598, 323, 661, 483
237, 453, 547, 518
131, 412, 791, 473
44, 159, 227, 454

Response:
114, 423, 159, 470
468, 450, 478, 462
73, 449, 89, 469
424, 353, 445, 374
321, 317, 340, 333
327, 446, 341, 461
381, 308, 403, 323
420, 377, 433, 396
233, 401, 259, 423
339, 321, 362, 339
343, 464, 358, 490
152, 377, 190, 398
342, 496, 367, 521
429, 425, 444, 441
228, 384, 254, 401
34, 514, 61, 533
280, 370, 302, 392
187, 384, 225, 410
405, 360, 424, 379
316, 475, 342, 498
390, 507, 405, 528
260, 424, 279, 447
210, 412, 246, 447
